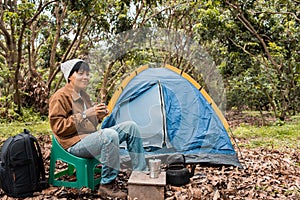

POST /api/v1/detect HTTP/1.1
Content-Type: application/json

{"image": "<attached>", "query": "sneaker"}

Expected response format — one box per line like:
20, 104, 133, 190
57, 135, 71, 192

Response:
98, 183, 127, 199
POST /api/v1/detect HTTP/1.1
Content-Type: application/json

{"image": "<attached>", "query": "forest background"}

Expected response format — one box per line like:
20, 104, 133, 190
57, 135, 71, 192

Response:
0, 1, 299, 199
0, 0, 299, 123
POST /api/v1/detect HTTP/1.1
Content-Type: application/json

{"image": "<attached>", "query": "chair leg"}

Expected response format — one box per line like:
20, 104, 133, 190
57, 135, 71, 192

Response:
49, 154, 56, 185
87, 162, 102, 190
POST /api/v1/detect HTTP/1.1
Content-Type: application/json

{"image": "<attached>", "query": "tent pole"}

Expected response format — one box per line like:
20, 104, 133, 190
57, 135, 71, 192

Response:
229, 127, 247, 169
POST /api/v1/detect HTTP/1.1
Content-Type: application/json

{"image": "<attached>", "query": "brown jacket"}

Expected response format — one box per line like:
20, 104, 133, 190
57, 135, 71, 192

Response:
48, 83, 99, 149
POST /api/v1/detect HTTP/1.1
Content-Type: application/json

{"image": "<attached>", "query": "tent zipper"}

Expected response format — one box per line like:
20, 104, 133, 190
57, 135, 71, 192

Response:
158, 80, 167, 147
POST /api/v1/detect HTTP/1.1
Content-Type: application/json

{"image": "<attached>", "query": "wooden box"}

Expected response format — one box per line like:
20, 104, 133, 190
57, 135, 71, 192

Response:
128, 171, 166, 200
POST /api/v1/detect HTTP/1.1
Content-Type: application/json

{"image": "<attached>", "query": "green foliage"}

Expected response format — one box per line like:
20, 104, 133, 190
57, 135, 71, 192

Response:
0, 105, 47, 123
0, 0, 299, 121
193, 0, 300, 120
226, 65, 278, 112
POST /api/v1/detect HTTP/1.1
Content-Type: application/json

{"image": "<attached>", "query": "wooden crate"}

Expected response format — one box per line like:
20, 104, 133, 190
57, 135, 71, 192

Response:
128, 171, 166, 200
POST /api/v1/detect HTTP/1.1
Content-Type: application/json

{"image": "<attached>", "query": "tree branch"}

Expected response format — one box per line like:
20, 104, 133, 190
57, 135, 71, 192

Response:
0, 20, 12, 50
140, 1, 188, 27
251, 11, 300, 22
132, 0, 145, 29
228, 37, 269, 67
0, 51, 6, 57
225, 1, 282, 72
26, 0, 58, 24
0, 40, 8, 52
47, 2, 67, 88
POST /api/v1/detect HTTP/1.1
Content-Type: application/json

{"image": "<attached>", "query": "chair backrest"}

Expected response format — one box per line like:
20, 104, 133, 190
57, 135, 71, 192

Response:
52, 135, 64, 151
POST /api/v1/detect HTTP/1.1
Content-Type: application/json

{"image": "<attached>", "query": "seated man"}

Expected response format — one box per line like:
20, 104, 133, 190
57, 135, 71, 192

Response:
48, 59, 147, 198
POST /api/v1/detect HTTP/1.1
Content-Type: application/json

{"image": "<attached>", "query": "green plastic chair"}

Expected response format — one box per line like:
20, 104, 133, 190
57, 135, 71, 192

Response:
48, 135, 101, 190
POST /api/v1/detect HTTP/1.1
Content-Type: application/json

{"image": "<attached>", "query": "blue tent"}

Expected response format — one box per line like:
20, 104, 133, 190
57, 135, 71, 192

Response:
102, 65, 242, 168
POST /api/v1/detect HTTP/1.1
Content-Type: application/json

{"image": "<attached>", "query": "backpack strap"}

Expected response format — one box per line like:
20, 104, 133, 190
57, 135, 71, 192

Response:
0, 137, 14, 166
23, 130, 47, 189
22, 132, 37, 185
27, 132, 47, 188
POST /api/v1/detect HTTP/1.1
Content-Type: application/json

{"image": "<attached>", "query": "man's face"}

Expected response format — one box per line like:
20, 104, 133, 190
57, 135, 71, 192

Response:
69, 69, 90, 91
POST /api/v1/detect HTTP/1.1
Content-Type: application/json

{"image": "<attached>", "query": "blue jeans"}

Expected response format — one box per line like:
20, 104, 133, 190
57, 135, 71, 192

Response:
68, 121, 147, 184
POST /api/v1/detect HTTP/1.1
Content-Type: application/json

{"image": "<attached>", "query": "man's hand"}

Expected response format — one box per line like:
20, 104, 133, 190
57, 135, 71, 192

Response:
84, 103, 109, 120
95, 103, 109, 120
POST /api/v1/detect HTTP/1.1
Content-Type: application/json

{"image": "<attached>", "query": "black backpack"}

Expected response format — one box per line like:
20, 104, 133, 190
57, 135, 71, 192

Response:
0, 129, 48, 198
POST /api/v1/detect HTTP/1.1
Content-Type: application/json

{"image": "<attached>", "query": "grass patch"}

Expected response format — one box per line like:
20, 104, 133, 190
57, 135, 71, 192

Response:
0, 120, 52, 144
0, 113, 299, 150
233, 114, 300, 149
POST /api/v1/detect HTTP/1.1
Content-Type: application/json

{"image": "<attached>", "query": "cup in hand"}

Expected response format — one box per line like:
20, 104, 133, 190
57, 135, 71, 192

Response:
96, 102, 109, 114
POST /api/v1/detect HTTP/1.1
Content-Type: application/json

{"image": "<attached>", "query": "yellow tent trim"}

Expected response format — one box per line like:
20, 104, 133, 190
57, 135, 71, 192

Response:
165, 64, 229, 130
107, 65, 149, 112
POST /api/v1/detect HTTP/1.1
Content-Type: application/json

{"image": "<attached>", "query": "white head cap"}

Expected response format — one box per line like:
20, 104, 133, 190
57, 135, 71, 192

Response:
61, 58, 84, 82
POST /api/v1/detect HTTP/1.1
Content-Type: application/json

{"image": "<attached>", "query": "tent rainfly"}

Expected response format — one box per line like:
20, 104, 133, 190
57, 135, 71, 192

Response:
102, 64, 242, 168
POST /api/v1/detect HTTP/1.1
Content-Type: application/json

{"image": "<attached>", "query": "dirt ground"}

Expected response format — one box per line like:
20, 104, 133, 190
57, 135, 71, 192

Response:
0, 113, 299, 199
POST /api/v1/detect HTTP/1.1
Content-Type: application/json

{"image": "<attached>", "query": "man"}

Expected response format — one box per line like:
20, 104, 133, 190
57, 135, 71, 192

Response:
49, 59, 147, 198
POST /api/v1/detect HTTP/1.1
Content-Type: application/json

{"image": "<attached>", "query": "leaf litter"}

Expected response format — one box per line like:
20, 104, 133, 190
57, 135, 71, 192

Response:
0, 135, 299, 200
